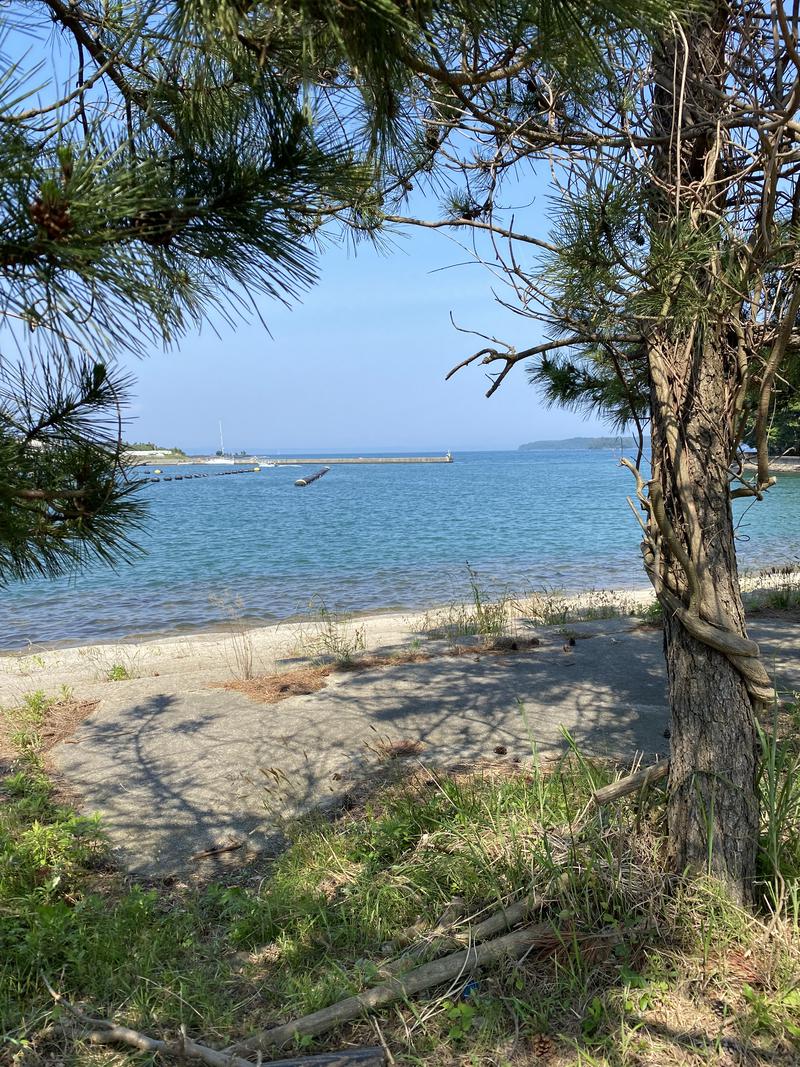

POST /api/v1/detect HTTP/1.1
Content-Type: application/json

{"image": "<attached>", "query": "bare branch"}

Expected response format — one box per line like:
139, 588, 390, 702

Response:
383, 214, 558, 253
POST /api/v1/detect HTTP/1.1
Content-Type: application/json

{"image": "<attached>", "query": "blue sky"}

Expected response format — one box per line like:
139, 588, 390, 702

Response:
125, 213, 610, 454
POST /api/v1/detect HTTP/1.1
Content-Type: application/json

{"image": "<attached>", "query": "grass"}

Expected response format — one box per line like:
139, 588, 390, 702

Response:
745, 585, 800, 614
3, 696, 800, 1065
420, 563, 517, 640
636, 599, 664, 626
757, 697, 800, 908
0, 688, 95, 760
78, 646, 142, 683
521, 586, 572, 627
293, 597, 367, 667
1, 690, 52, 753
209, 592, 257, 680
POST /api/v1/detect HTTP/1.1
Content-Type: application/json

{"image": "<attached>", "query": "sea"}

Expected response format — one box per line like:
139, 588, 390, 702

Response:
2, 450, 798, 649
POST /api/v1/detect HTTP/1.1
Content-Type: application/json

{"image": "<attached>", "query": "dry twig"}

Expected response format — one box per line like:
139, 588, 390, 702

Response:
592, 760, 670, 805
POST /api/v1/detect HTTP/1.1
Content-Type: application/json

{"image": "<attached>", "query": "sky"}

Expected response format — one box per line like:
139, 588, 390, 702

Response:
125, 212, 611, 454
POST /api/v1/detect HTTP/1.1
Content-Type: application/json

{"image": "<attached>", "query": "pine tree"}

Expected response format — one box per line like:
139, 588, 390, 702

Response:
390, 2, 800, 901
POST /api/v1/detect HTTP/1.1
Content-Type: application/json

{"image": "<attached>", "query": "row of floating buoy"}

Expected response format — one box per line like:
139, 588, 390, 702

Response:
145, 465, 334, 488
145, 466, 262, 484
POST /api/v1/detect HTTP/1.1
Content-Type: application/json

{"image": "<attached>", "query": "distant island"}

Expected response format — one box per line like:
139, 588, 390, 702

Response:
519, 436, 637, 451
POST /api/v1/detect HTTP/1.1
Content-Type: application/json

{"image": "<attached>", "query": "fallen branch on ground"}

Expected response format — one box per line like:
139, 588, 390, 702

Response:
231, 923, 555, 1053
190, 840, 244, 861
253, 1052, 384, 1067
232, 923, 632, 1054
380, 874, 570, 976
452, 873, 571, 944
231, 879, 576, 1045
89, 1028, 383, 1067
380, 897, 465, 973
45, 976, 383, 1067
44, 976, 257, 1067
592, 760, 670, 805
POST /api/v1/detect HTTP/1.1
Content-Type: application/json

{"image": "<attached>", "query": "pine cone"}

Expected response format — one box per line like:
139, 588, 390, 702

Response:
29, 196, 72, 240
526, 1033, 555, 1060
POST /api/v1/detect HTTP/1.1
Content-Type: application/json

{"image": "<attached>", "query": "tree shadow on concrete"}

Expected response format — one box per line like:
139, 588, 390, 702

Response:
53, 613, 797, 883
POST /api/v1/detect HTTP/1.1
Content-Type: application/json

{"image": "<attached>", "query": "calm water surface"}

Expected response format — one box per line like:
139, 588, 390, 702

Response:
2, 450, 798, 648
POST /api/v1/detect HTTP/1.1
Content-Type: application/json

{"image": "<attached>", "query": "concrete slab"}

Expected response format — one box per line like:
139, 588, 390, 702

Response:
31, 612, 800, 878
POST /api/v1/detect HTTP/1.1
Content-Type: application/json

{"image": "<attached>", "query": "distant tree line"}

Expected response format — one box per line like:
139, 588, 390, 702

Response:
123, 443, 186, 455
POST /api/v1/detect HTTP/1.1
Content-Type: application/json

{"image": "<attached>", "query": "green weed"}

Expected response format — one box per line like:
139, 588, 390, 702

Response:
106, 663, 133, 681
753, 586, 800, 612
2, 690, 53, 755
757, 696, 800, 914
521, 586, 571, 626
636, 598, 663, 625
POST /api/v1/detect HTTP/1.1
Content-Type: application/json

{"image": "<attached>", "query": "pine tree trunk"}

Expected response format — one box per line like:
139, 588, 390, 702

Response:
645, 4, 761, 905
649, 348, 759, 897
663, 614, 758, 898
648, 323, 759, 903
648, 322, 759, 900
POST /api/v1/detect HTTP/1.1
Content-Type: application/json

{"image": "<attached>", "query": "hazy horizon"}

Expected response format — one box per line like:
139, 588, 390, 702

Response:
130, 437, 619, 454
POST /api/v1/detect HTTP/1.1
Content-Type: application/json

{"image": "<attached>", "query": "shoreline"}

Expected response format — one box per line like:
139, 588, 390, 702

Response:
129, 453, 800, 473
3, 563, 798, 659
2, 568, 797, 704
126, 453, 454, 467
2, 582, 663, 658
743, 457, 800, 475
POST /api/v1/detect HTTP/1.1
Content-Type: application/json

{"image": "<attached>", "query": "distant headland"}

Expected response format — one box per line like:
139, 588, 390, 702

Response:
519, 436, 637, 451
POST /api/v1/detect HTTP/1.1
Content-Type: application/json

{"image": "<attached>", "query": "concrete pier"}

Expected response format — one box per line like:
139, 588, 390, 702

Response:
268, 454, 453, 465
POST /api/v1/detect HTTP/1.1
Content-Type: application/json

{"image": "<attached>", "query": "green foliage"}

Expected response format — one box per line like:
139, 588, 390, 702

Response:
465, 560, 511, 635
0, 2, 381, 354
637, 598, 664, 625
3, 725, 800, 1061
124, 442, 186, 454
106, 663, 133, 682
767, 394, 800, 455
443, 998, 478, 1041
0, 357, 144, 583
0, 770, 241, 1050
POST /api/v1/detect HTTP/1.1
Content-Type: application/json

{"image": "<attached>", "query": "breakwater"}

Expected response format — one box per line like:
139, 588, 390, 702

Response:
268, 454, 453, 465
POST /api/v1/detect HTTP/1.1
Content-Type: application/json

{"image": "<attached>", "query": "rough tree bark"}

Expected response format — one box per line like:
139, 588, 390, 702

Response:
646, 6, 764, 902
648, 331, 760, 900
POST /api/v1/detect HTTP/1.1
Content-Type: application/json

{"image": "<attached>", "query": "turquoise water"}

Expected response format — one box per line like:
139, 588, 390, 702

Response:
2, 450, 798, 649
